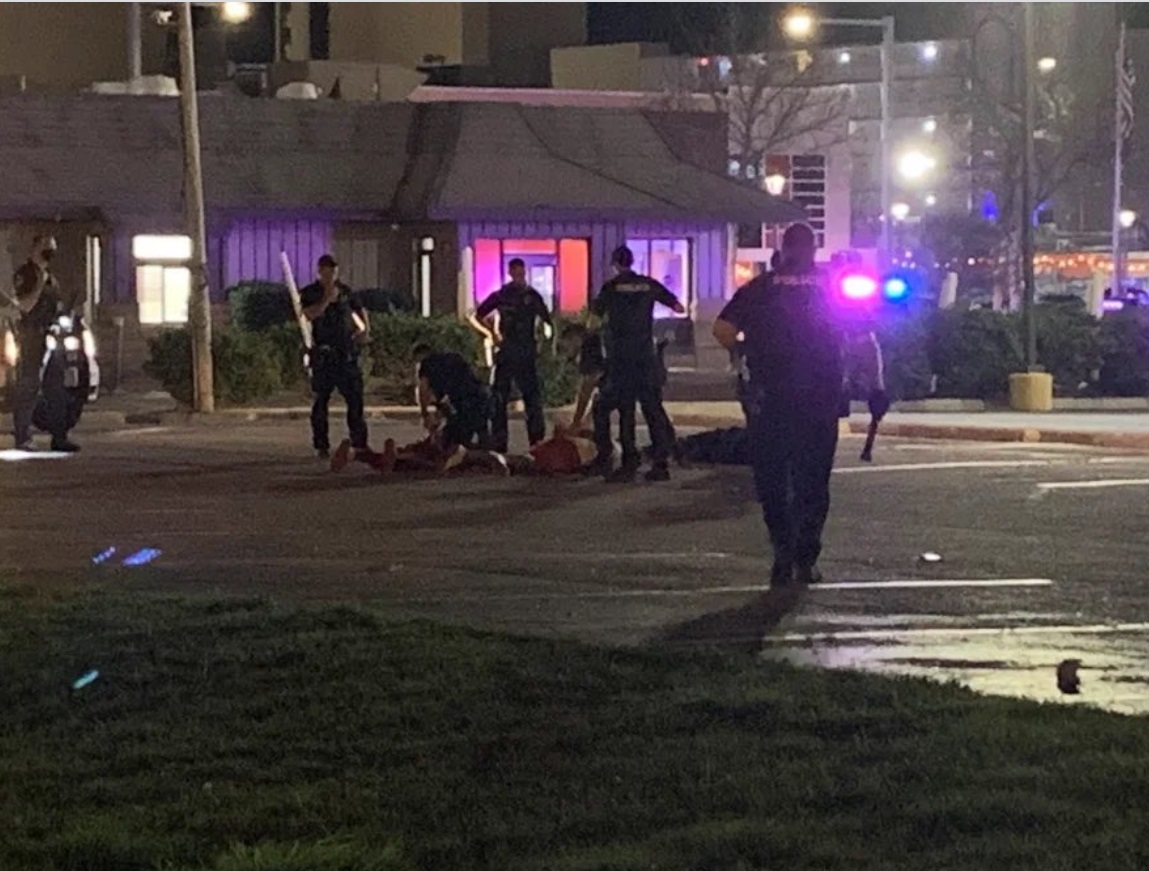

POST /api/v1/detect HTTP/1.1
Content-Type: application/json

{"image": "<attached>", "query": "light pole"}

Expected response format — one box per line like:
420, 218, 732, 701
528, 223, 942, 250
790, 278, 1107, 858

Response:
177, 2, 214, 412
1021, 2, 1037, 371
784, 11, 896, 268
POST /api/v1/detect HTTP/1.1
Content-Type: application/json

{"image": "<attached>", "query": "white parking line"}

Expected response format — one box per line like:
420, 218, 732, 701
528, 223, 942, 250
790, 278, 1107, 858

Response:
835, 460, 1053, 475
1036, 478, 1149, 491
771, 622, 1149, 644
814, 579, 1053, 590
415, 578, 1053, 602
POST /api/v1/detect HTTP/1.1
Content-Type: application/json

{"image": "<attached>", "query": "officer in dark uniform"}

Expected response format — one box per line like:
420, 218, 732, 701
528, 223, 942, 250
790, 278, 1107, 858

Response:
299, 254, 369, 464
11, 235, 78, 453
469, 258, 553, 453
413, 343, 491, 451
713, 224, 886, 586
590, 245, 685, 482
557, 322, 606, 433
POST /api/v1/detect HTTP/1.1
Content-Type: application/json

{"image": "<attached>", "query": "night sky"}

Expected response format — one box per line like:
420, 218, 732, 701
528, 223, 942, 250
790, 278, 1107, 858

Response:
225, 3, 1149, 65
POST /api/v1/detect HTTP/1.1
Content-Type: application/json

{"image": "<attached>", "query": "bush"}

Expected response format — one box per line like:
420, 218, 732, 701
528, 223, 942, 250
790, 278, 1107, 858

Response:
364, 313, 482, 403
1099, 308, 1149, 396
144, 326, 284, 407
1034, 299, 1102, 395
359, 288, 416, 315
927, 308, 1024, 399
227, 282, 296, 333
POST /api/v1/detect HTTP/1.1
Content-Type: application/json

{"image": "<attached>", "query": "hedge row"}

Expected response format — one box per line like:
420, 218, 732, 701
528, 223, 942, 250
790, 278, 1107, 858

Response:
880, 302, 1149, 400
146, 287, 1149, 409
145, 310, 581, 409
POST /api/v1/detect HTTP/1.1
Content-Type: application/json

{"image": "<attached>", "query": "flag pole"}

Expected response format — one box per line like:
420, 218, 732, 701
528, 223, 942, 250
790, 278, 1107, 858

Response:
1112, 20, 1127, 298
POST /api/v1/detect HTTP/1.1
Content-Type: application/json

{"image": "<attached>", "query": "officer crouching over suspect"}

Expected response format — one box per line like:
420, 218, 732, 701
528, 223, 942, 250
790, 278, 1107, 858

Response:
713, 223, 887, 588
300, 254, 369, 468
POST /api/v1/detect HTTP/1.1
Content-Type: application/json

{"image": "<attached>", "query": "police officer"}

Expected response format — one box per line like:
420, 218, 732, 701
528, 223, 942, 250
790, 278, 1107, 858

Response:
413, 342, 491, 452
11, 235, 78, 453
469, 258, 552, 454
590, 245, 684, 483
712, 224, 886, 586
299, 254, 369, 467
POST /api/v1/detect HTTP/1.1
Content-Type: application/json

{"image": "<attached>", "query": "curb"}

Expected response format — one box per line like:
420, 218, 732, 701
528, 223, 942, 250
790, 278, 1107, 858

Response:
850, 420, 1149, 451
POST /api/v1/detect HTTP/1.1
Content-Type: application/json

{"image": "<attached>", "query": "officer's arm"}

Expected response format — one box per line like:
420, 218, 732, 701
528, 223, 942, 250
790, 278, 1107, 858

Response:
468, 294, 500, 343
712, 318, 741, 352
653, 281, 687, 316
570, 373, 600, 429
13, 265, 45, 314
300, 286, 329, 321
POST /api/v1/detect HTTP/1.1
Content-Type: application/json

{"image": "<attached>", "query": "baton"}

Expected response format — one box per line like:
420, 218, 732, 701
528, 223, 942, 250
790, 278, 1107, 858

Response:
860, 415, 879, 463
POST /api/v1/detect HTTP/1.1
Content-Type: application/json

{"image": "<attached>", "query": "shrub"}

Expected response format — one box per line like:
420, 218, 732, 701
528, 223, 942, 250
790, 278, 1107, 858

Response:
927, 308, 1023, 399
227, 282, 296, 333
364, 313, 482, 403
1034, 299, 1102, 395
1099, 308, 1149, 396
144, 326, 283, 407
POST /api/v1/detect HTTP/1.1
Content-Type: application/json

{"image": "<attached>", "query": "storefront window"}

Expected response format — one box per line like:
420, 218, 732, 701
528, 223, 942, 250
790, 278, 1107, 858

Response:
473, 238, 589, 314
133, 234, 192, 325
626, 238, 691, 317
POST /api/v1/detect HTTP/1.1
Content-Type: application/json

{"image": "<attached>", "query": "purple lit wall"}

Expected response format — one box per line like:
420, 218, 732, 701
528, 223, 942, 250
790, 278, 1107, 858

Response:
223, 219, 334, 289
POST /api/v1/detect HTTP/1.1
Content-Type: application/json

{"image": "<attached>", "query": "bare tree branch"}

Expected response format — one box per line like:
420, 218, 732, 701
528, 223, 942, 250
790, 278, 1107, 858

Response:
660, 3, 850, 184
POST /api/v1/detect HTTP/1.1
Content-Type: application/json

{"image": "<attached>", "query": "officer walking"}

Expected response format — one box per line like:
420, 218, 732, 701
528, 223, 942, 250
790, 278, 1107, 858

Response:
11, 235, 79, 453
590, 245, 684, 482
712, 224, 886, 586
469, 258, 552, 454
299, 254, 369, 468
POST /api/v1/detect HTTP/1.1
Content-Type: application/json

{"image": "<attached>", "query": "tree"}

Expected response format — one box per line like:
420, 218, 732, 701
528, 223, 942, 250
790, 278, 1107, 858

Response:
661, 4, 850, 187
967, 6, 1109, 309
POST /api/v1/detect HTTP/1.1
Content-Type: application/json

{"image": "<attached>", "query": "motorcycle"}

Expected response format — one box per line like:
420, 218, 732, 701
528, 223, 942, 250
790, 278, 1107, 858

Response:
31, 313, 99, 433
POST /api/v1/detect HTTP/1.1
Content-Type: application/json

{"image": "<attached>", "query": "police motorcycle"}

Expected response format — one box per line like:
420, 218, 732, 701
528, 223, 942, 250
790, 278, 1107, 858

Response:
31, 312, 100, 432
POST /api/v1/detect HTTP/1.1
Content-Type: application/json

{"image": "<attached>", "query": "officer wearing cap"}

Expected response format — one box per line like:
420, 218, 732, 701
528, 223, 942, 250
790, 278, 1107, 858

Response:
713, 223, 887, 587
299, 254, 369, 466
589, 245, 684, 482
11, 235, 79, 452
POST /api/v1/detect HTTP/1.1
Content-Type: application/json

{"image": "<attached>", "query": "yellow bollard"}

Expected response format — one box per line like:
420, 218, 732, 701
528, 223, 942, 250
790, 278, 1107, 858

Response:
1008, 372, 1054, 412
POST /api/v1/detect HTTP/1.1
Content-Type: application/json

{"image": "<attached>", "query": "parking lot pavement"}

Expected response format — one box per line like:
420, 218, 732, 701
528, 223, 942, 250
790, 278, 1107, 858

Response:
6, 420, 1149, 714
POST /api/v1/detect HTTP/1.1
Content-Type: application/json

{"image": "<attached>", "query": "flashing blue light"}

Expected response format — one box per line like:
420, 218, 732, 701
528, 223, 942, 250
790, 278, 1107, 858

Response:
122, 548, 162, 567
883, 277, 910, 300
91, 547, 117, 566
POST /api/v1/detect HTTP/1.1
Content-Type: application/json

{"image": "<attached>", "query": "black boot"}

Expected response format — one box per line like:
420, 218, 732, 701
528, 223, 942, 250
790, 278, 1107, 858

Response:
796, 565, 823, 585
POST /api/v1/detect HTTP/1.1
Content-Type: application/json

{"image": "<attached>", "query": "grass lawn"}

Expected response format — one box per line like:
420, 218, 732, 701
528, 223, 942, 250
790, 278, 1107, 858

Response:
4, 585, 1149, 871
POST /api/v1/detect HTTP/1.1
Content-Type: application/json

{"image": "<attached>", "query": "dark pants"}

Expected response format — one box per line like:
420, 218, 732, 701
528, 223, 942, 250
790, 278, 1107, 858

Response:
594, 356, 673, 468
310, 351, 367, 452
747, 398, 839, 570
490, 350, 544, 452
443, 390, 491, 451
12, 334, 61, 445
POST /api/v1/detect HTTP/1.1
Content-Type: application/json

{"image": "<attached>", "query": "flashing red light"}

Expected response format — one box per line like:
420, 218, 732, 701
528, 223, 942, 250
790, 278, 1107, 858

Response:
840, 273, 879, 301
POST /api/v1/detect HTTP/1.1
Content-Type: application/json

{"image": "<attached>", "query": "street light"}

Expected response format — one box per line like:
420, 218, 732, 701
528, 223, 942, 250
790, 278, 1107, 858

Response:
782, 10, 896, 268
220, 1, 253, 23
891, 202, 911, 222
1037, 56, 1057, 74
897, 150, 937, 183
1120, 209, 1138, 229
783, 11, 816, 40
764, 173, 788, 196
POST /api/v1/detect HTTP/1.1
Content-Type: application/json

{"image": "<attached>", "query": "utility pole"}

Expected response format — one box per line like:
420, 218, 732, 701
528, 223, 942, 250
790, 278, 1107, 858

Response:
1020, 2, 1038, 370
177, 1, 214, 411
878, 15, 895, 270
128, 2, 142, 81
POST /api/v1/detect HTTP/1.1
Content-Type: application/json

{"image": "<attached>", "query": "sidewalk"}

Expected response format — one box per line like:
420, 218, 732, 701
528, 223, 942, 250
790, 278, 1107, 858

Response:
80, 392, 1149, 451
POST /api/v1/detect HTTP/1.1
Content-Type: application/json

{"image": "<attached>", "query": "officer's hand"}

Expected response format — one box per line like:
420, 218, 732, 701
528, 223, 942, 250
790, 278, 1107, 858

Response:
868, 389, 891, 421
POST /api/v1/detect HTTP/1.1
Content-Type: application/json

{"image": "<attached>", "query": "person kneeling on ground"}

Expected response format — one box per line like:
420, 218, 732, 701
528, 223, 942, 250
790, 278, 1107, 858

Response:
350, 343, 507, 477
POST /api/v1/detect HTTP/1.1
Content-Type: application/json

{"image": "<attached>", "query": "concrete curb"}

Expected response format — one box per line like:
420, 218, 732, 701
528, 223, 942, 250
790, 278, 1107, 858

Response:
849, 420, 1149, 451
